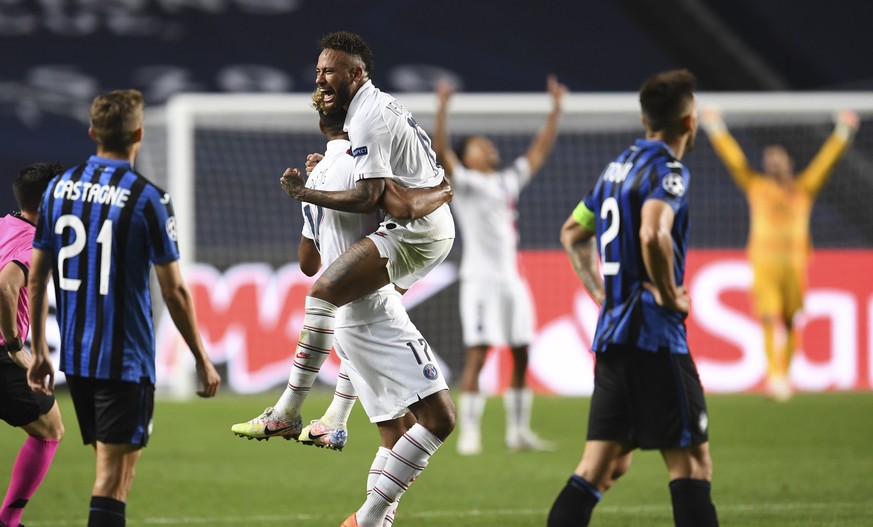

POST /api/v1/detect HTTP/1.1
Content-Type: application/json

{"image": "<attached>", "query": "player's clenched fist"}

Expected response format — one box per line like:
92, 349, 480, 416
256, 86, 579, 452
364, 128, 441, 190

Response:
280, 167, 306, 199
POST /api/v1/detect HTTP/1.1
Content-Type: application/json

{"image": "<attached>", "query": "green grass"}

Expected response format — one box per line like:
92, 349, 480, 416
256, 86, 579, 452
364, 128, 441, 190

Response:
2, 391, 872, 526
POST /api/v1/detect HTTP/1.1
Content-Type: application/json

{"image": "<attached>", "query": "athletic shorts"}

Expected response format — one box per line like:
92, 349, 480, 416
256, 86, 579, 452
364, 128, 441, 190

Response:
460, 278, 534, 348
66, 375, 154, 447
333, 313, 449, 423
752, 259, 806, 319
587, 346, 709, 450
0, 355, 55, 427
367, 222, 454, 290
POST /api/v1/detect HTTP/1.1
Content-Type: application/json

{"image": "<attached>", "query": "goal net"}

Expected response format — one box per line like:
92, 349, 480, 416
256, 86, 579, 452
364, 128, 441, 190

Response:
139, 92, 873, 396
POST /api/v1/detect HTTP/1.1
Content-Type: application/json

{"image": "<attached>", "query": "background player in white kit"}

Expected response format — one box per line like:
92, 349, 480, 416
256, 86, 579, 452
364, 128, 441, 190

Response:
433, 76, 567, 455
230, 32, 456, 527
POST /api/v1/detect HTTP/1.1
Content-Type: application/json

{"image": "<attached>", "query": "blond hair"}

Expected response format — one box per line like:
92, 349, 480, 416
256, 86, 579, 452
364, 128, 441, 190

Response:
89, 89, 144, 153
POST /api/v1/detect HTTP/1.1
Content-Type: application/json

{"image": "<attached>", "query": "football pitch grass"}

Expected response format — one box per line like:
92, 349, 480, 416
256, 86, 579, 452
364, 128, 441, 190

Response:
2, 390, 872, 526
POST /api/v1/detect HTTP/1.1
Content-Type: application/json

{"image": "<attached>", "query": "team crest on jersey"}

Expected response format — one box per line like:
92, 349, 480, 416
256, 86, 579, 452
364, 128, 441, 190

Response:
423, 363, 439, 381
166, 216, 178, 241
662, 173, 686, 197
352, 146, 368, 157
698, 411, 709, 433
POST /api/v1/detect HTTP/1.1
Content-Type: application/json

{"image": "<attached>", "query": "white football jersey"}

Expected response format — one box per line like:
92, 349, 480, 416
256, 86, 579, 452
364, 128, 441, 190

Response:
451, 156, 532, 280
300, 138, 395, 327
344, 80, 454, 241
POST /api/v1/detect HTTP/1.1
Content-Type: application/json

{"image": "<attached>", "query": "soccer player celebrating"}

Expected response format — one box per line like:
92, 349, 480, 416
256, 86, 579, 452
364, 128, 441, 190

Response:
432, 76, 566, 455
27, 89, 221, 527
551, 70, 719, 527
231, 32, 455, 527
701, 107, 860, 401
294, 97, 453, 524
1, 162, 65, 527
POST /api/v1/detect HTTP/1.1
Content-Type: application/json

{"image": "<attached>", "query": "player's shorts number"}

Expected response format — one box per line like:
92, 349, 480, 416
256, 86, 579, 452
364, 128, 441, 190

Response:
600, 197, 621, 276
55, 214, 113, 295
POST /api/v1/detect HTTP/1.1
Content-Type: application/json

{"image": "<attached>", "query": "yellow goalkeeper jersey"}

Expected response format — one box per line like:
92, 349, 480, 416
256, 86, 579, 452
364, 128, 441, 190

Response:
708, 128, 850, 266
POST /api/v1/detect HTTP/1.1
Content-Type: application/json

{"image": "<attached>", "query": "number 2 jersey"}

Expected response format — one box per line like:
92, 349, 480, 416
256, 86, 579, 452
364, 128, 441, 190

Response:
577, 139, 691, 354
33, 156, 179, 383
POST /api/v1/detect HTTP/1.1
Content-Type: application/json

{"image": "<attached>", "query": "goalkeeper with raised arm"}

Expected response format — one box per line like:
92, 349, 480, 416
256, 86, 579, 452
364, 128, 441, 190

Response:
700, 107, 859, 401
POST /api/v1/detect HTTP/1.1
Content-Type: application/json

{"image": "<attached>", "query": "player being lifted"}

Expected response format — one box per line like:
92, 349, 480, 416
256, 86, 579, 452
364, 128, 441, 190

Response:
294, 92, 453, 524
551, 70, 719, 527
700, 107, 859, 401
230, 32, 456, 527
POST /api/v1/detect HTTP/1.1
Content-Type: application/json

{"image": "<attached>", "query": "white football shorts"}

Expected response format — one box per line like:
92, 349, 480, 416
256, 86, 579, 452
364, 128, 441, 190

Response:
333, 313, 449, 423
460, 277, 535, 348
367, 227, 453, 290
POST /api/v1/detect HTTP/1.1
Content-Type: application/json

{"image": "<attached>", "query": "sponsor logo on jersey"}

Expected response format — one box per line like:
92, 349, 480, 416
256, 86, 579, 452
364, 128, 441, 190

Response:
352, 146, 368, 157
662, 173, 686, 197
423, 363, 439, 380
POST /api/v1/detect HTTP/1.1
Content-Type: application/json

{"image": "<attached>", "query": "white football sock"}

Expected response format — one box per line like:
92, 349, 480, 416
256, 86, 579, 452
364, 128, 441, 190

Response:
322, 365, 357, 428
356, 424, 442, 527
275, 296, 337, 418
504, 387, 533, 438
459, 391, 485, 435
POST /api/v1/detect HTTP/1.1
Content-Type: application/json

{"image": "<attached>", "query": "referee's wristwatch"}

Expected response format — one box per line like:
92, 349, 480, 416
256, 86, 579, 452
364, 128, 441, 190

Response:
3, 336, 23, 353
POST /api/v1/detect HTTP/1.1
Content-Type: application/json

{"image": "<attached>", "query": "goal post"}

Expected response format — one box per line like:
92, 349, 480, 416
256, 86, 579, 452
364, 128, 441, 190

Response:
143, 91, 873, 396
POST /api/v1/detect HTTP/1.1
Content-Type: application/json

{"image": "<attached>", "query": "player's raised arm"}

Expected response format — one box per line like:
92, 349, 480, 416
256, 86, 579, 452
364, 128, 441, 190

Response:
560, 202, 604, 306
281, 167, 385, 213
700, 106, 756, 192
639, 199, 688, 315
154, 261, 221, 398
525, 75, 567, 174
26, 248, 54, 395
798, 109, 860, 196
380, 177, 452, 220
433, 79, 460, 178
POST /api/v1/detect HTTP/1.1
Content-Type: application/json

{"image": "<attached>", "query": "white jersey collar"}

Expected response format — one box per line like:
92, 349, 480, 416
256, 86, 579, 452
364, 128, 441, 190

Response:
344, 79, 374, 132
325, 138, 351, 156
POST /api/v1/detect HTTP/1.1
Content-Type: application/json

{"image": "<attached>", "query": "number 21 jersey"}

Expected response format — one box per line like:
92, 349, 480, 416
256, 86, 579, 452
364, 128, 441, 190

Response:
34, 156, 179, 383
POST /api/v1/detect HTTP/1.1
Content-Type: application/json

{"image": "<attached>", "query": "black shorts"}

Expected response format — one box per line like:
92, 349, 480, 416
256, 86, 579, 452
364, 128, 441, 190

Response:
587, 345, 709, 450
66, 375, 155, 447
0, 356, 56, 427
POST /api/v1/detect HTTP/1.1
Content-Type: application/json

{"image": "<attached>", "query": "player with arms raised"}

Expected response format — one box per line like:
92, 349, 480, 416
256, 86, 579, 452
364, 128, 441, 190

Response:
551, 70, 719, 527
700, 107, 859, 401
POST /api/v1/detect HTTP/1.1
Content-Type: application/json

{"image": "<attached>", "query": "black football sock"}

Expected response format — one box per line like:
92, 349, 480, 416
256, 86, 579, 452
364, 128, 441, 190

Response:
669, 478, 719, 527
548, 475, 602, 527
88, 496, 126, 527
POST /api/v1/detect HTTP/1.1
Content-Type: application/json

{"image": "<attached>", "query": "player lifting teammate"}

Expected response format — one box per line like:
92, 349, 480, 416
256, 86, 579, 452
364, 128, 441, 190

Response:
230, 32, 456, 527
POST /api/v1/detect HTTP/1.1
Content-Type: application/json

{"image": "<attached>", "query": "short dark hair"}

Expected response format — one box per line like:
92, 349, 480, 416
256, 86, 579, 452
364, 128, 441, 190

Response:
639, 69, 696, 133
454, 136, 475, 162
319, 109, 346, 136
319, 31, 374, 75
13, 162, 64, 213
90, 89, 144, 153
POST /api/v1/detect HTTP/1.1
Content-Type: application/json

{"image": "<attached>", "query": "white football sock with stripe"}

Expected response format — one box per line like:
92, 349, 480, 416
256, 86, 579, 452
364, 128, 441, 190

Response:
275, 296, 337, 419
356, 424, 442, 527
504, 387, 533, 438
365, 447, 402, 527
322, 365, 357, 428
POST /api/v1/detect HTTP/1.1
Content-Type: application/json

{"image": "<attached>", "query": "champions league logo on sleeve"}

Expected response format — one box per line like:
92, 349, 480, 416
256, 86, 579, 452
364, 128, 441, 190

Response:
662, 173, 686, 197
423, 363, 439, 381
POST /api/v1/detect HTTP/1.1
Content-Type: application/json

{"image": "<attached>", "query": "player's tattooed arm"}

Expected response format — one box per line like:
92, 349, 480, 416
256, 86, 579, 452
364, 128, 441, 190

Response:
281, 167, 385, 213
380, 177, 452, 220
560, 215, 604, 306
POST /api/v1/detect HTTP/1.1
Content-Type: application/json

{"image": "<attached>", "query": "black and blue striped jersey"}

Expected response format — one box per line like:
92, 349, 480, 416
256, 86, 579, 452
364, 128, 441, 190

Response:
581, 139, 690, 354
33, 156, 180, 383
